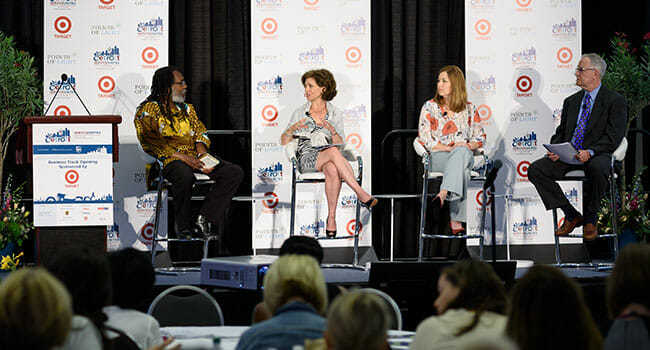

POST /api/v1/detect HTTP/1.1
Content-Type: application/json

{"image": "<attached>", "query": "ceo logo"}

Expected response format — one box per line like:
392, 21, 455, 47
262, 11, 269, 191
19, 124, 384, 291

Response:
557, 47, 573, 64
346, 133, 362, 149
261, 105, 278, 122
141, 47, 159, 64
54, 105, 71, 116
517, 161, 530, 178
261, 18, 278, 35
262, 192, 279, 209
65, 170, 79, 184
516, 75, 532, 93
476, 104, 492, 121
54, 16, 72, 34
475, 19, 491, 36
345, 46, 362, 63
98, 76, 115, 93
140, 223, 154, 241
476, 189, 493, 206
346, 219, 362, 237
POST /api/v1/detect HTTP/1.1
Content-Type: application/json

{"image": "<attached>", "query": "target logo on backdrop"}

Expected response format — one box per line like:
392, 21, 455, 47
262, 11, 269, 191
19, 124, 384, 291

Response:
54, 16, 72, 38
260, 105, 279, 126
515, 0, 533, 12
98, 75, 116, 97
346, 133, 362, 149
476, 104, 492, 122
98, 0, 115, 10
476, 189, 493, 207
474, 19, 491, 37
262, 192, 279, 210
65, 170, 79, 184
346, 219, 362, 238
262, 17, 278, 39
142, 47, 159, 64
517, 161, 531, 182
304, 0, 319, 5
345, 46, 362, 65
53, 105, 71, 116
515, 75, 533, 97
140, 223, 154, 242
556, 47, 573, 65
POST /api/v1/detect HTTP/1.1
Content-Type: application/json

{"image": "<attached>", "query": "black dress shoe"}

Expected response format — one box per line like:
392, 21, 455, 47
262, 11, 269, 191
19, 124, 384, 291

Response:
360, 197, 378, 210
195, 214, 211, 238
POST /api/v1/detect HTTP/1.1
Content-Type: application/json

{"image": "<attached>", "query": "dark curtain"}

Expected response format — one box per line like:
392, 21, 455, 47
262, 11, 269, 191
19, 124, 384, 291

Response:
2, 0, 649, 259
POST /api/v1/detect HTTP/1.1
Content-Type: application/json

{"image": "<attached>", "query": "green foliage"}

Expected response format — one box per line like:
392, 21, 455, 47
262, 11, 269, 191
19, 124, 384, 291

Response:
0, 174, 32, 250
598, 166, 650, 240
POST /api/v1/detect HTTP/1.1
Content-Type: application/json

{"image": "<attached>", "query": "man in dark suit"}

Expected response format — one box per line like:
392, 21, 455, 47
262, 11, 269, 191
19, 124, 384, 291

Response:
528, 53, 627, 240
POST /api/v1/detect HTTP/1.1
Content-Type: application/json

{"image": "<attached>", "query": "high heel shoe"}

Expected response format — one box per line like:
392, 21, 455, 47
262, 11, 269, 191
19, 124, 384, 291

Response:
326, 218, 337, 238
360, 197, 378, 210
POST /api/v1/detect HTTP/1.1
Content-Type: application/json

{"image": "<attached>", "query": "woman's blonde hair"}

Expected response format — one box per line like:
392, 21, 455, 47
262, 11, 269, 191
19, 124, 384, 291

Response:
0, 267, 73, 349
433, 65, 468, 113
325, 290, 390, 350
263, 254, 328, 315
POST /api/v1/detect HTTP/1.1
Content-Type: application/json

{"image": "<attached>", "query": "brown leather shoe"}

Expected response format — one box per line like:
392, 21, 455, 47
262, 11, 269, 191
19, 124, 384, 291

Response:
555, 215, 584, 236
583, 223, 598, 240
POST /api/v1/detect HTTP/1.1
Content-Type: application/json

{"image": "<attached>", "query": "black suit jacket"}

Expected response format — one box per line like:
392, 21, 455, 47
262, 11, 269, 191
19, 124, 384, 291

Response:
551, 85, 627, 155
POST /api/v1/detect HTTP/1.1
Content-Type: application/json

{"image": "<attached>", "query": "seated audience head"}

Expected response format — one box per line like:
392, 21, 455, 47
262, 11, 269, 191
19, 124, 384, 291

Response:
435, 259, 507, 335
434, 65, 468, 112
506, 265, 602, 350
279, 235, 324, 264
107, 247, 156, 311
324, 290, 390, 350
263, 254, 327, 315
0, 267, 73, 350
606, 243, 650, 318
301, 69, 337, 101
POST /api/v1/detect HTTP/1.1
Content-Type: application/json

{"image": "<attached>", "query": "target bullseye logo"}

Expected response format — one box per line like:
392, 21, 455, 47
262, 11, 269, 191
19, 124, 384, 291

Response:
262, 192, 279, 209
304, 0, 319, 5
261, 105, 278, 122
346, 219, 362, 236
475, 19, 490, 36
54, 105, 71, 116
54, 16, 72, 34
517, 161, 531, 178
557, 47, 573, 64
345, 46, 362, 63
98, 76, 115, 93
140, 223, 154, 241
141, 47, 159, 64
516, 0, 532, 7
476, 104, 492, 121
65, 170, 79, 184
261, 18, 278, 35
516, 75, 532, 93
100, 0, 114, 4
346, 133, 362, 149
476, 189, 493, 206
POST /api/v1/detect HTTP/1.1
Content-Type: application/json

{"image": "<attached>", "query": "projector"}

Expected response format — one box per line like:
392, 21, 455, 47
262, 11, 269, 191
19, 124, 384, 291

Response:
200, 255, 278, 290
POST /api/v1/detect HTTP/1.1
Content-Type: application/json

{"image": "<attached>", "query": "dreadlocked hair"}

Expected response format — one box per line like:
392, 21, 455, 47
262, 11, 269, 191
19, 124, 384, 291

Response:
140, 66, 180, 118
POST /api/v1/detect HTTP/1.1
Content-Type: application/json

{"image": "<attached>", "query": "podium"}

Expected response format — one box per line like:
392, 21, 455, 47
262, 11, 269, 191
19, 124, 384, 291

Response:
24, 115, 121, 264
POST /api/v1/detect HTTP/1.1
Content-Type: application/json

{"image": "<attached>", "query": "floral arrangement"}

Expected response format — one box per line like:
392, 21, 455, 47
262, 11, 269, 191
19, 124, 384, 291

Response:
0, 175, 33, 250
1, 252, 23, 271
598, 166, 650, 240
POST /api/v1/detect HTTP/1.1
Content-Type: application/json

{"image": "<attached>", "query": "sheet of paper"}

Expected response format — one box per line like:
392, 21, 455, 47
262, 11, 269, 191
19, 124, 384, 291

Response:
543, 142, 582, 165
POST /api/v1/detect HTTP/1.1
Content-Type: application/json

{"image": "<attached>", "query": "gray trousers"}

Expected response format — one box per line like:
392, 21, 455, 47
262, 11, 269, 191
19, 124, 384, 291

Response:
429, 147, 474, 222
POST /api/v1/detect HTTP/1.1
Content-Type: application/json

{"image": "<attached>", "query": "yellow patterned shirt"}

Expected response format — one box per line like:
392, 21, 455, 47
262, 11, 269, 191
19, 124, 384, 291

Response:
134, 101, 211, 166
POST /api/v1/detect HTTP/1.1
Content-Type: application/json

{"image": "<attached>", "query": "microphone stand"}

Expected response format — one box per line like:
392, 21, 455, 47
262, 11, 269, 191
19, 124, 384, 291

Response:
44, 77, 65, 116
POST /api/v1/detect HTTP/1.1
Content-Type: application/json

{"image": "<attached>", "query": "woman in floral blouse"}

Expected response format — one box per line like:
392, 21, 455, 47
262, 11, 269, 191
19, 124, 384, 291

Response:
416, 65, 487, 234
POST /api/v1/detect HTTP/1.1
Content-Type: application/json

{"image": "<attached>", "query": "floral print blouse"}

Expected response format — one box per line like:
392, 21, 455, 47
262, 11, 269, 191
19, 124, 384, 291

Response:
416, 99, 487, 152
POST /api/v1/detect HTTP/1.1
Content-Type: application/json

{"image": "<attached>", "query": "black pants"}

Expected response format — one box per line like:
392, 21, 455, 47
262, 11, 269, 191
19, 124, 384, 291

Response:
162, 158, 244, 231
527, 153, 610, 221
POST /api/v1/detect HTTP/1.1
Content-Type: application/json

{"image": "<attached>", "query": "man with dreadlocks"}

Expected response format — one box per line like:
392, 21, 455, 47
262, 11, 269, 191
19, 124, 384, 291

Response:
135, 66, 243, 239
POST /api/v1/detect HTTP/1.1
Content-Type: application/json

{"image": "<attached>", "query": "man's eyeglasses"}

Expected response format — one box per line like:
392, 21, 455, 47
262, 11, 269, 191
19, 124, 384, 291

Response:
575, 67, 597, 73
172, 80, 187, 86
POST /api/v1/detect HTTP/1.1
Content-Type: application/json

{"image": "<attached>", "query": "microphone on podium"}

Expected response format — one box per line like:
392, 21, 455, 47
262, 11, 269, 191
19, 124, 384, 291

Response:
483, 159, 502, 190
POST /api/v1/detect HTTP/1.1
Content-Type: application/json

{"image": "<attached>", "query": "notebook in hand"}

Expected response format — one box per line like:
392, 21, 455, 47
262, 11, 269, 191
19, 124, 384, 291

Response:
199, 153, 220, 170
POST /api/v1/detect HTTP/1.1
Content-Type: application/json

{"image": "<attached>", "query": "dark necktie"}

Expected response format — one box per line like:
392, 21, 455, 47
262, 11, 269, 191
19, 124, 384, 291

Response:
572, 93, 592, 150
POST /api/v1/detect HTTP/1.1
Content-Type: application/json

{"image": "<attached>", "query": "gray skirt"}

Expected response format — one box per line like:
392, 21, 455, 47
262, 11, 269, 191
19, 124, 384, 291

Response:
297, 138, 320, 173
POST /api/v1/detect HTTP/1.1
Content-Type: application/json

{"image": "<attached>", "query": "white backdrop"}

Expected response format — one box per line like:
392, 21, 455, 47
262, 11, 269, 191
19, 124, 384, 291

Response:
251, 0, 372, 249
43, 0, 169, 251
465, 0, 582, 246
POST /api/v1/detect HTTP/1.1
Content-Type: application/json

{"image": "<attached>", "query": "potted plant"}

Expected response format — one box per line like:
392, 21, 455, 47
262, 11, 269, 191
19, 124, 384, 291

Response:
0, 30, 42, 188
598, 167, 650, 244
0, 174, 33, 262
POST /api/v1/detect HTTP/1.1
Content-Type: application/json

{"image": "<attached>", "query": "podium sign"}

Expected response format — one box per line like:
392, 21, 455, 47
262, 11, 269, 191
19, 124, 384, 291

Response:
32, 123, 114, 226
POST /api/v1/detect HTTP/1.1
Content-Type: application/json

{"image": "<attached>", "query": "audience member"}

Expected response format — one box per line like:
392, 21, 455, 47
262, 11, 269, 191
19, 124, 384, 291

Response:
506, 265, 602, 350
604, 243, 650, 349
104, 247, 164, 349
236, 254, 328, 350
0, 267, 73, 350
323, 290, 391, 350
411, 259, 508, 350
